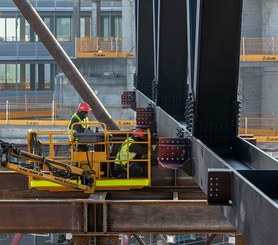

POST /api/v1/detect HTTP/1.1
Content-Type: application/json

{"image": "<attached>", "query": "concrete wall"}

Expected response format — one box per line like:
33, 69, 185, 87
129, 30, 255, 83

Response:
239, 67, 262, 113
242, 0, 262, 37
261, 67, 278, 113
55, 58, 135, 121
239, 0, 278, 116
122, 0, 136, 52
262, 0, 278, 36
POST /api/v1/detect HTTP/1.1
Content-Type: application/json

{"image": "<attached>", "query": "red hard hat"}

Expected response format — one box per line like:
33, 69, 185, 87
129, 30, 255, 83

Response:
133, 128, 147, 140
77, 102, 92, 112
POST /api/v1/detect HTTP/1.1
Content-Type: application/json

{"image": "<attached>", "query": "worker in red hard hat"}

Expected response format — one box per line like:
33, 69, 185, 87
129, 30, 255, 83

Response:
67, 102, 92, 149
114, 128, 148, 179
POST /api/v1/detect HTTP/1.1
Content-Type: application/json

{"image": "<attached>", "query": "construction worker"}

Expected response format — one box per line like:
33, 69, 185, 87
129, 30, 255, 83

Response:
114, 128, 148, 178
67, 102, 92, 150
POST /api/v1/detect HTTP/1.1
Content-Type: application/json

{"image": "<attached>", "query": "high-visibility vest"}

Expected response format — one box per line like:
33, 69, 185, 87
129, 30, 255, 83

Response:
115, 137, 137, 167
67, 113, 89, 141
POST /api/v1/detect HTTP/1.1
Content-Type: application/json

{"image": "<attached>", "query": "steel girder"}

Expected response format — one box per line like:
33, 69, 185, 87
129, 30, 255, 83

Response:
192, 137, 278, 245
0, 198, 234, 234
137, 91, 278, 245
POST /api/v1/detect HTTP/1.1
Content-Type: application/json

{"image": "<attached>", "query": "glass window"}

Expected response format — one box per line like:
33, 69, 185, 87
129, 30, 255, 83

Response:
0, 17, 21, 42
6, 18, 16, 42
44, 17, 51, 28
80, 18, 85, 37
0, 65, 5, 84
80, 16, 91, 37
45, 64, 51, 90
25, 19, 31, 42
0, 18, 5, 41
36, 17, 51, 42
25, 64, 30, 90
102, 16, 110, 37
101, 15, 122, 37
18, 18, 30, 42
7, 64, 16, 84
56, 17, 71, 41
114, 16, 122, 37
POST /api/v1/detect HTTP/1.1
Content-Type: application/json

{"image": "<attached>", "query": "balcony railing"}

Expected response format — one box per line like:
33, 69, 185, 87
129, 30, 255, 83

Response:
240, 37, 278, 61
76, 36, 278, 61
76, 37, 135, 58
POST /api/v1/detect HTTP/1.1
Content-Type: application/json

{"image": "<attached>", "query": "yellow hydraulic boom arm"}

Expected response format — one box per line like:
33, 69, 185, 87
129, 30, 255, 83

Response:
0, 139, 96, 192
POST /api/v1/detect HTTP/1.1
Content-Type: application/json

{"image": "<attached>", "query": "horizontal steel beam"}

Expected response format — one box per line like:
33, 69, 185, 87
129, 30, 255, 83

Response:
0, 198, 234, 234
0, 171, 232, 234
192, 137, 278, 245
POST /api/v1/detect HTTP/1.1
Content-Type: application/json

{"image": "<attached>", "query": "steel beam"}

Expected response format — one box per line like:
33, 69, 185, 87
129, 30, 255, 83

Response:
136, 91, 278, 244
191, 137, 278, 245
135, 0, 155, 98
0, 198, 234, 234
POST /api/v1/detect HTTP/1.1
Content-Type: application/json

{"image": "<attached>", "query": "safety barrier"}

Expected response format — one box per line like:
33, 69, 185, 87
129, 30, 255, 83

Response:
0, 97, 134, 127
76, 36, 278, 61
76, 37, 135, 58
240, 37, 278, 62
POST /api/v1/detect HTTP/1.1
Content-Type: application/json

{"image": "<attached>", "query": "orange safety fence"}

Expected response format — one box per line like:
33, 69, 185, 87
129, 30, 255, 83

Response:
76, 36, 278, 61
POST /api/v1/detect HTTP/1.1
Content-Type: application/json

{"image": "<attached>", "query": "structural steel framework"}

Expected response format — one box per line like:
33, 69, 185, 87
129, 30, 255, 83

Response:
0, 1, 277, 245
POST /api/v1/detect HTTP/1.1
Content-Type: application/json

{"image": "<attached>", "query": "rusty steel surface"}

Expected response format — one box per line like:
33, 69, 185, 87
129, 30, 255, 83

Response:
12, 0, 119, 130
0, 171, 28, 191
104, 200, 234, 233
0, 198, 235, 234
0, 173, 233, 234
0, 200, 84, 233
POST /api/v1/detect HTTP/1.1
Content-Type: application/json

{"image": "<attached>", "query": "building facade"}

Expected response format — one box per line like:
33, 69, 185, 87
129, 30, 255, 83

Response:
0, 0, 135, 121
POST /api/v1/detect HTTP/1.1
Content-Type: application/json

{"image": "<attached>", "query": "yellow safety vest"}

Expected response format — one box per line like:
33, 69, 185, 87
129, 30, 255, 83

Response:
115, 137, 137, 167
67, 113, 89, 141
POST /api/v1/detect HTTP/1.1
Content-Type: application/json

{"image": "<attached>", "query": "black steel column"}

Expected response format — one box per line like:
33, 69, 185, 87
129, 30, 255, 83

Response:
187, 0, 197, 85
156, 0, 187, 120
193, 0, 243, 152
135, 0, 155, 98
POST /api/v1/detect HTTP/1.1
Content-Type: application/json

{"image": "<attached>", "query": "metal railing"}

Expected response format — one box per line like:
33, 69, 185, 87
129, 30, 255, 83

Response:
0, 95, 135, 127
76, 36, 278, 61
2, 95, 278, 137
240, 37, 278, 61
76, 37, 135, 58
239, 112, 278, 136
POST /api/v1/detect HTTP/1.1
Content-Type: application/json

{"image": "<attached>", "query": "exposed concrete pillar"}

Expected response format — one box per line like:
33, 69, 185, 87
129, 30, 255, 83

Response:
241, 0, 262, 37
50, 63, 55, 90
92, 0, 101, 37
239, 67, 262, 113
261, 66, 278, 114
73, 0, 81, 39
262, 0, 278, 36
122, 0, 135, 52
19, 17, 25, 42
38, 64, 45, 90
20, 64, 26, 89
30, 64, 36, 90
